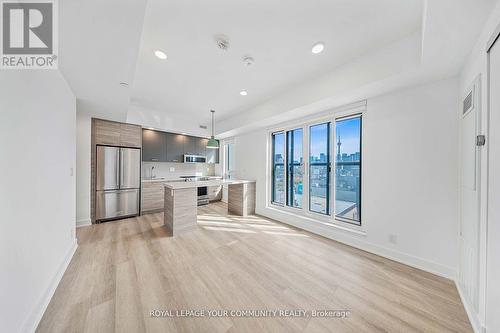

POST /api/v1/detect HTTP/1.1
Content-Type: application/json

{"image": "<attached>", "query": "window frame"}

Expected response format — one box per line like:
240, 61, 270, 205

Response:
286, 128, 304, 209
267, 102, 365, 230
271, 131, 285, 206
222, 139, 235, 180
333, 113, 363, 226
308, 122, 331, 215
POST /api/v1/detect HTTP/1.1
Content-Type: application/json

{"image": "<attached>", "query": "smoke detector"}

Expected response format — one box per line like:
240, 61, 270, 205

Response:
214, 34, 230, 51
242, 55, 255, 66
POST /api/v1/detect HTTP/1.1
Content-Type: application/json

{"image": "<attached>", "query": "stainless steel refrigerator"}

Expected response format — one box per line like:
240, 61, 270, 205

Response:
96, 146, 140, 222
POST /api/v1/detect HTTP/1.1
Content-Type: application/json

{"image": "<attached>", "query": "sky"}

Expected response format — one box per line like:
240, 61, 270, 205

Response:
274, 116, 361, 161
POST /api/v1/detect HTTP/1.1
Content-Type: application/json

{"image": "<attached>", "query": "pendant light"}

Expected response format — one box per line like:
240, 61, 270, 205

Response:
206, 110, 219, 149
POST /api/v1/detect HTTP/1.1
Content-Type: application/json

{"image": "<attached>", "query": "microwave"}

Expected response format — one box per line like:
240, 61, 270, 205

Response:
184, 154, 207, 163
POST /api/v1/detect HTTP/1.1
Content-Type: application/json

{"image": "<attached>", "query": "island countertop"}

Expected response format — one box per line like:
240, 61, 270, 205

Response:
163, 179, 255, 190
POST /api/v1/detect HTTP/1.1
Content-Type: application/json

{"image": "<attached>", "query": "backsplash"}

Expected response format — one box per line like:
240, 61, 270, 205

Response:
142, 162, 215, 180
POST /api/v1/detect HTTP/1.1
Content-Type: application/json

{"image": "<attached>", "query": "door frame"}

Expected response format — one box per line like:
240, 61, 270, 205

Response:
484, 23, 500, 333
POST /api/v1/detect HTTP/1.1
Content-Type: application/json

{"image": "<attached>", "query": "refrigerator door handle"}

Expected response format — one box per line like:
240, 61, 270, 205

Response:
117, 149, 121, 188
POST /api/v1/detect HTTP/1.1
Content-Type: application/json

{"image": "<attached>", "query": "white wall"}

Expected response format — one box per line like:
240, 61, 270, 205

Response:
76, 110, 91, 227
233, 77, 459, 278
0, 71, 77, 333
458, 2, 500, 332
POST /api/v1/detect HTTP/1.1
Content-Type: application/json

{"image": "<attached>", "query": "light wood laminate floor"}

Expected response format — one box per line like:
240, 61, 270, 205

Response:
37, 202, 472, 333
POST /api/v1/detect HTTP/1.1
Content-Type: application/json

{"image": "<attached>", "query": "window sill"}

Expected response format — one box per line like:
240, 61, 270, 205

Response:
266, 204, 367, 237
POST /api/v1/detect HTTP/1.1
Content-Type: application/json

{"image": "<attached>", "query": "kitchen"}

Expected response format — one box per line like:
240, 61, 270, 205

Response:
92, 116, 255, 232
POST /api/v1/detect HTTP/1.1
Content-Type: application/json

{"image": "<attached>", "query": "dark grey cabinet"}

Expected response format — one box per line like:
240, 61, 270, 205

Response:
184, 136, 197, 155
166, 133, 185, 162
196, 138, 207, 156
141, 129, 219, 164
142, 129, 167, 162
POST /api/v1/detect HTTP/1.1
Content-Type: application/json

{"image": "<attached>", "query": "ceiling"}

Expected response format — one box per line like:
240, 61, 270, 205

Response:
132, 0, 422, 125
59, 0, 499, 135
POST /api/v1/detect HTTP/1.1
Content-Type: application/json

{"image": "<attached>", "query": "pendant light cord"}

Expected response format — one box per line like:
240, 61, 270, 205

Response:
211, 110, 215, 137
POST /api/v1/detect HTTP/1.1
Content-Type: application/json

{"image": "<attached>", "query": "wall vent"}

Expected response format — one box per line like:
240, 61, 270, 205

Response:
463, 90, 474, 115
199, 125, 208, 129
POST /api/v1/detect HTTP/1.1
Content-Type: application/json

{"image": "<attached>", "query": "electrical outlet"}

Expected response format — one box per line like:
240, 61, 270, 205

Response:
170, 167, 175, 172
389, 234, 398, 244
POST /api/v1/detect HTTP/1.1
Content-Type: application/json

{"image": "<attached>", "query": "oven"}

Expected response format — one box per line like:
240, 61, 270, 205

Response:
197, 186, 209, 206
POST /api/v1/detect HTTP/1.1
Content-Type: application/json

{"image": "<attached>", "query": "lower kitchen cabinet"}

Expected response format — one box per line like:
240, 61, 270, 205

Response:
208, 185, 222, 201
141, 182, 165, 213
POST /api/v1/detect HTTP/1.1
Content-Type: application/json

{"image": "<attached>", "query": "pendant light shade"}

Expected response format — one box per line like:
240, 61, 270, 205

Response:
207, 110, 219, 149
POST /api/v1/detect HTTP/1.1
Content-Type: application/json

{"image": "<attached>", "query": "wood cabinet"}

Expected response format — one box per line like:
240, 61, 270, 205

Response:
166, 133, 184, 162
142, 129, 167, 162
120, 123, 142, 148
93, 119, 141, 148
94, 119, 121, 146
208, 185, 222, 201
141, 182, 165, 213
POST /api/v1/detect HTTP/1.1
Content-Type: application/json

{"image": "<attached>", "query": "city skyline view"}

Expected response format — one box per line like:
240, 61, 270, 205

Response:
272, 115, 361, 223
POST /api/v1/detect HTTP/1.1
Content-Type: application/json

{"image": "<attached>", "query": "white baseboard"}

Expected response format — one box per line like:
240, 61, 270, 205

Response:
258, 206, 456, 279
21, 239, 78, 333
76, 218, 91, 227
454, 280, 485, 333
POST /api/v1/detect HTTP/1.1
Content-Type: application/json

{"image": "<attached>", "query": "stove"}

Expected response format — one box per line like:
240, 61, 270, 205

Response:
179, 176, 210, 205
180, 176, 210, 182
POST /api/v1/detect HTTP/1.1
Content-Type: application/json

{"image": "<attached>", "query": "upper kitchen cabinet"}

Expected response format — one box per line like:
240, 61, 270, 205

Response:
206, 141, 220, 164
166, 133, 185, 162
120, 124, 142, 148
93, 119, 141, 148
196, 138, 208, 156
184, 136, 197, 155
93, 119, 121, 146
142, 129, 167, 162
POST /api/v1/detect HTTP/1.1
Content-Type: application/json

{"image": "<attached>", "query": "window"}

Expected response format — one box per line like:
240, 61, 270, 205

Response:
335, 115, 362, 224
225, 143, 234, 179
286, 128, 303, 208
272, 132, 285, 204
269, 105, 363, 227
309, 123, 330, 215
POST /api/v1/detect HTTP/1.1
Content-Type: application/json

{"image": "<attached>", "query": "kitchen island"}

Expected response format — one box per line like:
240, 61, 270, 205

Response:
164, 179, 256, 236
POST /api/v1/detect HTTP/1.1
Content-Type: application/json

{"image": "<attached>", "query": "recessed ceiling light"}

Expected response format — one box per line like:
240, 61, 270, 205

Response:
154, 50, 167, 60
311, 42, 325, 54
240, 90, 248, 96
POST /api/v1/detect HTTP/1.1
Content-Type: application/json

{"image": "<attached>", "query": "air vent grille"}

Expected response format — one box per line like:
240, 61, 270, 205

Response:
463, 90, 473, 115
199, 125, 207, 129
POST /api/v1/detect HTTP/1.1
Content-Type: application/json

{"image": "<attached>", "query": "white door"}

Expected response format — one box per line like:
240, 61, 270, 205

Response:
486, 33, 500, 333
459, 82, 480, 312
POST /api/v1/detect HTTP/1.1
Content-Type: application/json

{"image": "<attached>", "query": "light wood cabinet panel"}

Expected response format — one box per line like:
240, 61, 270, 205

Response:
208, 185, 222, 201
94, 119, 121, 146
120, 123, 142, 148
141, 182, 165, 213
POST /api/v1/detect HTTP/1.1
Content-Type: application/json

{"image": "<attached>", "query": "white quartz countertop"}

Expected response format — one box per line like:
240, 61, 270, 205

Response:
142, 176, 222, 183
164, 179, 255, 190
